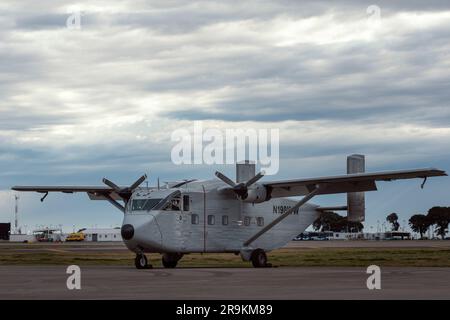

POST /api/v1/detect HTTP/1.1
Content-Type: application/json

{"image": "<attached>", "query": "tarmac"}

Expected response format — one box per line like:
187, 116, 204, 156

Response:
1, 265, 449, 299
1, 241, 449, 300
1, 239, 449, 252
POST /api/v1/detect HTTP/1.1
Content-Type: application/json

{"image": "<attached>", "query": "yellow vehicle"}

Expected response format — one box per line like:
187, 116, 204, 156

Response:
65, 232, 85, 242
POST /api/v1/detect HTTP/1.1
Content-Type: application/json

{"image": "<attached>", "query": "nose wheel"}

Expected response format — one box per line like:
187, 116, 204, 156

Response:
135, 254, 152, 269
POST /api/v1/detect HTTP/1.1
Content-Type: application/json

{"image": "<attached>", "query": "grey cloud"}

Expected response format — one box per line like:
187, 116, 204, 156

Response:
1, 0, 450, 229
14, 14, 70, 30
11, 0, 450, 34
159, 23, 450, 125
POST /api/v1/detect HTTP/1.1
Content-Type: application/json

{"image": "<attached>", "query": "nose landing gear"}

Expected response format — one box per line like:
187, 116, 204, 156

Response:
135, 254, 152, 269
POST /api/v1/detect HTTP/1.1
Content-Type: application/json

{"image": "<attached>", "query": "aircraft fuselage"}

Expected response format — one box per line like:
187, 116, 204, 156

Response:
122, 180, 320, 255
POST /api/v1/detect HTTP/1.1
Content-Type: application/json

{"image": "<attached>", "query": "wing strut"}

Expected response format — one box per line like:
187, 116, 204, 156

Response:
243, 184, 324, 247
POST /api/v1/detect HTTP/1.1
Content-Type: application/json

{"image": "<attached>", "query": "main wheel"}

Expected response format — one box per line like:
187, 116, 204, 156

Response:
135, 254, 149, 269
251, 249, 267, 268
162, 253, 182, 268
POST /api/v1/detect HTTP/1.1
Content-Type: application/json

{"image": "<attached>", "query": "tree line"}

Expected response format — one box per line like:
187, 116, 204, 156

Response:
313, 206, 450, 239
408, 207, 450, 239
313, 212, 364, 233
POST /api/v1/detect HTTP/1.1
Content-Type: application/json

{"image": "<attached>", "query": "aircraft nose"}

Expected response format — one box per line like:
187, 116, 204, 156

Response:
121, 224, 135, 240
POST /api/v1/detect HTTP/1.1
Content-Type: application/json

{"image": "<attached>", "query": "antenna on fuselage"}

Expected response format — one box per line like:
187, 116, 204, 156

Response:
157, 177, 160, 190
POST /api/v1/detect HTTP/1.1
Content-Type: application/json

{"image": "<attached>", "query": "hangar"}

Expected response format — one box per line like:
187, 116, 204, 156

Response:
0, 223, 11, 240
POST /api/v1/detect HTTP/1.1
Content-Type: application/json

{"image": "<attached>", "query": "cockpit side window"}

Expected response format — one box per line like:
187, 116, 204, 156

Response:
154, 191, 182, 212
160, 197, 181, 211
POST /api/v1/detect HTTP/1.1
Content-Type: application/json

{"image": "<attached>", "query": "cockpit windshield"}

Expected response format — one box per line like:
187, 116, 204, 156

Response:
131, 198, 162, 211
130, 190, 182, 212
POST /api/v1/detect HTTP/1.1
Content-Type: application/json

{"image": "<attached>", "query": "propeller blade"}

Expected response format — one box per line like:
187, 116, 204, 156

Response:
102, 178, 121, 192
129, 174, 148, 191
233, 183, 248, 198
245, 171, 265, 187
215, 171, 236, 187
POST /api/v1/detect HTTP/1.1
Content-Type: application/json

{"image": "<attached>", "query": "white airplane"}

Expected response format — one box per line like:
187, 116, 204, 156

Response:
12, 155, 446, 269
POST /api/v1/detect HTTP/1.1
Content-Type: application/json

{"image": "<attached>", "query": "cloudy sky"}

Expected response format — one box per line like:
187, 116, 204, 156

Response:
0, 0, 449, 233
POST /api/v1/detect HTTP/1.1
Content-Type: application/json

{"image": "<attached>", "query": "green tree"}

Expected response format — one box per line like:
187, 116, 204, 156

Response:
427, 207, 450, 239
314, 212, 364, 233
313, 211, 342, 232
386, 212, 400, 231
408, 214, 430, 239
346, 221, 364, 233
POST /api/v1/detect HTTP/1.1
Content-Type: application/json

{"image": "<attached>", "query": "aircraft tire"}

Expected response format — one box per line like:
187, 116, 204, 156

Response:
251, 249, 267, 268
135, 254, 149, 269
162, 253, 180, 268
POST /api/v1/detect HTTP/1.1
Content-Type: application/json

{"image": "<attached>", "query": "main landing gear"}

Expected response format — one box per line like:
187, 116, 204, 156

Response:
240, 248, 272, 268
134, 253, 183, 269
162, 253, 183, 268
250, 249, 267, 268
135, 253, 152, 269
250, 249, 269, 268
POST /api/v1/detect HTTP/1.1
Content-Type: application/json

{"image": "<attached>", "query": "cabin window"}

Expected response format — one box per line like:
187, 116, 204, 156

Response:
208, 215, 215, 225
183, 195, 190, 211
191, 214, 199, 225
244, 216, 251, 226
257, 217, 264, 226
222, 215, 229, 226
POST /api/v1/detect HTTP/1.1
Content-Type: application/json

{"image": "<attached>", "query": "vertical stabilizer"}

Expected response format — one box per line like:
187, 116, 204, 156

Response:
236, 160, 256, 183
347, 154, 365, 222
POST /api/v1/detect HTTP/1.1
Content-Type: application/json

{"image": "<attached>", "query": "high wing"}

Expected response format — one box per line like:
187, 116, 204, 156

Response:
12, 174, 149, 205
11, 186, 123, 200
263, 168, 447, 198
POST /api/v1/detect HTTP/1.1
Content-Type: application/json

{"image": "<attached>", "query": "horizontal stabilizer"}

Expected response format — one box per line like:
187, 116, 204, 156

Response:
317, 206, 348, 212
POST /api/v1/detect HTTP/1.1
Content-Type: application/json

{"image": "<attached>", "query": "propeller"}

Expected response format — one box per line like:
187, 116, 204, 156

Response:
102, 174, 147, 202
215, 170, 265, 200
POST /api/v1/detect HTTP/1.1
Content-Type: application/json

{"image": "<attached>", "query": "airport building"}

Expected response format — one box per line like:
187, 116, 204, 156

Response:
364, 231, 411, 240
296, 231, 411, 241
9, 234, 36, 242
80, 228, 122, 242
5, 226, 123, 242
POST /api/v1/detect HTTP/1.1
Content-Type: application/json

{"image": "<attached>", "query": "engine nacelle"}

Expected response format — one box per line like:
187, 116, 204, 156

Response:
242, 184, 267, 203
